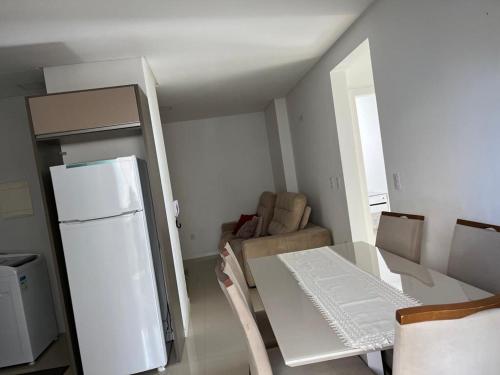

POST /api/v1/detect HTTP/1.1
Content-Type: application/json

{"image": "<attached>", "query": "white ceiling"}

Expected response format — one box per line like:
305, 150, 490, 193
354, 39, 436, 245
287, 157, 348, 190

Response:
0, 0, 373, 122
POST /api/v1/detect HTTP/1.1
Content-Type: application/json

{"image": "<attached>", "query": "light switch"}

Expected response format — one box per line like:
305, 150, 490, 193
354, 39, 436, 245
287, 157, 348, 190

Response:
393, 173, 402, 191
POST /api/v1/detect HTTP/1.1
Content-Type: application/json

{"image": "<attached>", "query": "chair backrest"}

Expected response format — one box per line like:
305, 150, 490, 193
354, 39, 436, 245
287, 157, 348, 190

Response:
219, 242, 252, 309
215, 258, 273, 375
256, 192, 277, 236
268, 192, 307, 235
447, 219, 500, 293
393, 296, 500, 375
375, 211, 424, 263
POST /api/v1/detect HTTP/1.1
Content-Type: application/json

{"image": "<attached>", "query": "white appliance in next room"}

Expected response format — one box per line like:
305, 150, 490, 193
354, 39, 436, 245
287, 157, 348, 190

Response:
50, 156, 170, 375
0, 254, 58, 368
368, 192, 389, 213
368, 192, 390, 233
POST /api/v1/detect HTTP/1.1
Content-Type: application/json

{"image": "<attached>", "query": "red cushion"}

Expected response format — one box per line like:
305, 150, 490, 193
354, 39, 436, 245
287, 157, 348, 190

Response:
233, 214, 256, 234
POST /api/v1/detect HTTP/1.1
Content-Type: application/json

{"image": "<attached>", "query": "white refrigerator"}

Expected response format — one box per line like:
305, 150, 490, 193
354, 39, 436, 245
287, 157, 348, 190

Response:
50, 156, 169, 375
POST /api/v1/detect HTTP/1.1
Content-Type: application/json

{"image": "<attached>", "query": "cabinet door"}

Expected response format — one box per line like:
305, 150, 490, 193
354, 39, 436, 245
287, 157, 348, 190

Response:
28, 85, 140, 136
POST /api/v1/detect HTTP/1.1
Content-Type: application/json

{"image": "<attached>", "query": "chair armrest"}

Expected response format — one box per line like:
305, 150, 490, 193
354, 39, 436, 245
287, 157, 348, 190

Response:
241, 225, 332, 286
221, 221, 237, 233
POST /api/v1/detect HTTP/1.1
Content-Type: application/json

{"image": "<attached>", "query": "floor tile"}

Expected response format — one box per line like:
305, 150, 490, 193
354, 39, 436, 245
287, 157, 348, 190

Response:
1, 256, 250, 375
147, 256, 249, 375
0, 335, 70, 375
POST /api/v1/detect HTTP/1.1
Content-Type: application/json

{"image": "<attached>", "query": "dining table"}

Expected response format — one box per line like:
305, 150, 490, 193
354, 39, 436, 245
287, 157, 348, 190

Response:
247, 241, 491, 375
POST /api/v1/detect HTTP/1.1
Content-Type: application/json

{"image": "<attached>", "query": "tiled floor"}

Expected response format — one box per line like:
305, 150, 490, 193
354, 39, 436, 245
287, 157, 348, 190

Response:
0, 334, 71, 375
1, 256, 249, 375
153, 255, 250, 375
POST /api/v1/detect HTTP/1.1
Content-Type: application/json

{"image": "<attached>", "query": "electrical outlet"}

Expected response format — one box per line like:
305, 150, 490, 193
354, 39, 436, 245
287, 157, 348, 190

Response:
329, 176, 335, 190
393, 173, 402, 191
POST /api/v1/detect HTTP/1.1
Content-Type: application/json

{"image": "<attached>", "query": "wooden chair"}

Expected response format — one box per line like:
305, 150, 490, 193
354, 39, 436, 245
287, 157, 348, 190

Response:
220, 242, 252, 306
393, 295, 500, 375
215, 257, 373, 375
222, 241, 266, 311
376, 211, 425, 263
219, 243, 277, 349
447, 219, 500, 293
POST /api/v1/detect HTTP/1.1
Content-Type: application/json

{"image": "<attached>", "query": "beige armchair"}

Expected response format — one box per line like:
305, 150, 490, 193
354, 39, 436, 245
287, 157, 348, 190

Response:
220, 191, 332, 287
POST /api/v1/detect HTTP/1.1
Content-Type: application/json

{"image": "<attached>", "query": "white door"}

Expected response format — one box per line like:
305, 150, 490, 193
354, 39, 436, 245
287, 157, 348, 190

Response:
50, 156, 144, 222
60, 212, 166, 375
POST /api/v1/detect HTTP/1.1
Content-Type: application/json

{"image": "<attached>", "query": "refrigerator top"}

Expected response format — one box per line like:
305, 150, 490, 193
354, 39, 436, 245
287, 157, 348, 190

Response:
0, 254, 38, 268
50, 156, 146, 222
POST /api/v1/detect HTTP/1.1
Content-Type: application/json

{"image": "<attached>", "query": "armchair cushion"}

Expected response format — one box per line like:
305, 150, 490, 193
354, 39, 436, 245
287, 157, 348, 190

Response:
236, 216, 259, 239
256, 192, 276, 235
268, 192, 307, 235
254, 216, 264, 238
233, 214, 256, 234
300, 206, 311, 230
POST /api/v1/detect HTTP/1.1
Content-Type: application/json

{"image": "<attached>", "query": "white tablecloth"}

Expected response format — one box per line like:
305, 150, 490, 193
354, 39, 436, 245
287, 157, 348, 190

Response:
278, 247, 421, 350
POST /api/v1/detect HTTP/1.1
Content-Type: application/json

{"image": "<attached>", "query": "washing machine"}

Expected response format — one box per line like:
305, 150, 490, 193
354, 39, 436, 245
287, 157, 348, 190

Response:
0, 254, 58, 368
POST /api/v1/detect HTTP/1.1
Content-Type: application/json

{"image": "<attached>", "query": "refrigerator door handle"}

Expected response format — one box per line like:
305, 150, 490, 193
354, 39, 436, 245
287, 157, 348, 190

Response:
60, 210, 141, 224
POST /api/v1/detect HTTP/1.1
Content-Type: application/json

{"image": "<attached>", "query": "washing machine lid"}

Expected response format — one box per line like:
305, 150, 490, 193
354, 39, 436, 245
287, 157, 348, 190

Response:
0, 254, 37, 268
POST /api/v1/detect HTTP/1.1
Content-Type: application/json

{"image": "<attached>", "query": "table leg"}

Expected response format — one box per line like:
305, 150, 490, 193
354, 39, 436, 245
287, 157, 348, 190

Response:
361, 351, 384, 375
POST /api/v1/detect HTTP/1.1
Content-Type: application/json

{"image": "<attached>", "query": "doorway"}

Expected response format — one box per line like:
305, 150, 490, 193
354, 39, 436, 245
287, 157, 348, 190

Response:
330, 39, 390, 244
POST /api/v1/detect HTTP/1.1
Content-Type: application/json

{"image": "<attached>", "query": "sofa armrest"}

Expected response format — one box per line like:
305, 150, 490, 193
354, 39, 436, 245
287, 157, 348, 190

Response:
221, 221, 237, 233
241, 224, 333, 286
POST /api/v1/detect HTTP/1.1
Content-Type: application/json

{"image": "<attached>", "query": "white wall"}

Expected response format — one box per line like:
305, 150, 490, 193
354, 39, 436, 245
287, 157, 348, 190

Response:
141, 59, 190, 335
344, 41, 388, 194
330, 40, 386, 245
264, 102, 287, 192
0, 97, 65, 331
331, 68, 373, 243
346, 52, 374, 89
164, 112, 275, 260
356, 93, 388, 194
264, 99, 299, 193
286, 0, 500, 272
44, 59, 146, 93
275, 98, 299, 192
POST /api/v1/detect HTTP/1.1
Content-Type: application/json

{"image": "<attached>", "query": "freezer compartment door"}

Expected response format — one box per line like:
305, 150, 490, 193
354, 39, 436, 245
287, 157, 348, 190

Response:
50, 156, 144, 222
60, 212, 167, 375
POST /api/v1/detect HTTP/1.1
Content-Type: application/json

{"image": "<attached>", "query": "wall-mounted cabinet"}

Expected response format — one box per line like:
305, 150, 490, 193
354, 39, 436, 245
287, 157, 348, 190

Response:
28, 85, 140, 138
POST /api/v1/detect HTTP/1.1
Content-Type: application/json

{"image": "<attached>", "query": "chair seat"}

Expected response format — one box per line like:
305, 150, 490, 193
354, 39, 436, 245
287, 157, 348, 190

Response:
256, 310, 278, 349
268, 347, 373, 375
